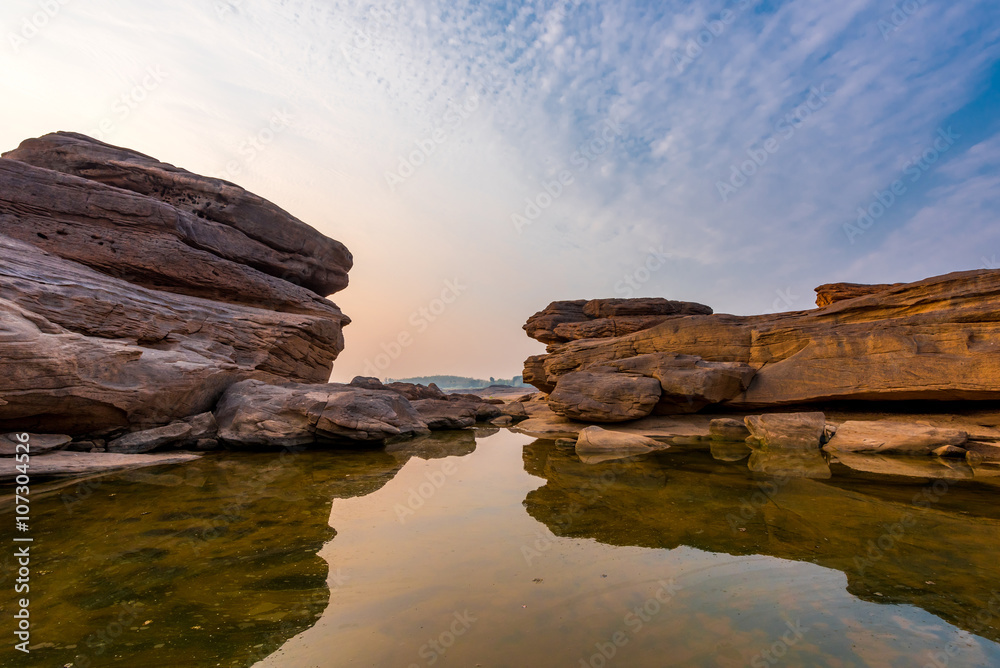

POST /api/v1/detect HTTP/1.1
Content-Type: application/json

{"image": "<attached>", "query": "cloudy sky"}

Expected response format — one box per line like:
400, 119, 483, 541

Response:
2, 0, 998, 381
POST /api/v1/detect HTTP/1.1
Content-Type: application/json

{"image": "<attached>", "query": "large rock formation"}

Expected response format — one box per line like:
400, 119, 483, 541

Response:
0, 132, 352, 436
524, 274, 1000, 418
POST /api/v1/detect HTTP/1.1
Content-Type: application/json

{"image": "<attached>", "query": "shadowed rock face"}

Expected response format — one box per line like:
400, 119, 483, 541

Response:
524, 270, 1000, 409
522, 439, 1000, 644
0, 134, 352, 435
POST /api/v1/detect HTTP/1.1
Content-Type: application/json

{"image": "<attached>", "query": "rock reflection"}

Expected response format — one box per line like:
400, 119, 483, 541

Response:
0, 449, 410, 668
523, 439, 1000, 643
747, 447, 832, 479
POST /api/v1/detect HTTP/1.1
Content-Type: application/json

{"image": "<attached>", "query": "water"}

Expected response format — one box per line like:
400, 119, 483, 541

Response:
3, 428, 1000, 667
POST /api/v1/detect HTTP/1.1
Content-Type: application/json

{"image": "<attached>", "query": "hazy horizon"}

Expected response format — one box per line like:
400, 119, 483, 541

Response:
2, 0, 998, 381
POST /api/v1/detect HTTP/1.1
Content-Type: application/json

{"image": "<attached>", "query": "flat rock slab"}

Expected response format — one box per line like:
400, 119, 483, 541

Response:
823, 420, 968, 455
0, 433, 71, 457
0, 451, 200, 480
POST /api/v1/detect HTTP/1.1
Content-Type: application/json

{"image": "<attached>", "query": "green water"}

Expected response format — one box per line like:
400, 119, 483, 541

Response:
3, 428, 1000, 667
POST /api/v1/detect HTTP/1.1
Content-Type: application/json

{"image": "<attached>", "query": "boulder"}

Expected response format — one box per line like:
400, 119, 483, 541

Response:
107, 412, 217, 454
524, 298, 713, 344
524, 270, 1000, 408
0, 433, 71, 456
823, 421, 968, 455
410, 399, 476, 430
0, 134, 352, 436
933, 445, 968, 458
490, 416, 514, 427
215, 380, 430, 446
709, 418, 751, 441
575, 426, 668, 461
744, 412, 826, 450
3, 132, 352, 296
595, 353, 755, 413
548, 371, 662, 423
499, 402, 529, 422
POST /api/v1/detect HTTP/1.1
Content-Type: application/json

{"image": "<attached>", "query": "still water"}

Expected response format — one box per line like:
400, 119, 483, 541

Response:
3, 428, 1000, 667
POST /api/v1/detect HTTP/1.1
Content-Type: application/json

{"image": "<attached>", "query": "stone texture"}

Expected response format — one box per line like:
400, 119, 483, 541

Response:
524, 298, 713, 344
814, 282, 903, 307
525, 270, 1000, 408
823, 421, 968, 455
744, 412, 826, 450
548, 371, 662, 423
0, 433, 71, 456
107, 412, 217, 454
215, 380, 431, 446
574, 425, 668, 459
0, 451, 201, 480
410, 399, 476, 430
594, 353, 755, 414
4, 132, 352, 296
0, 134, 352, 436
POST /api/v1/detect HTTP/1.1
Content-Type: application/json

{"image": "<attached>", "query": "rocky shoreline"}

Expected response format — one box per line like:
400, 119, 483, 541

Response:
3, 131, 1000, 483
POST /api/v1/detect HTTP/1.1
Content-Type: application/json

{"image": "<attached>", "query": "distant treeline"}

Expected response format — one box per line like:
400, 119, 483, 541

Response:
386, 375, 527, 389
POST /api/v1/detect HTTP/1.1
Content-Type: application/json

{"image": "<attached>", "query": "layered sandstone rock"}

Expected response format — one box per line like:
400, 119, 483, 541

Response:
0, 133, 352, 436
525, 271, 1000, 417
524, 298, 713, 344
814, 282, 902, 307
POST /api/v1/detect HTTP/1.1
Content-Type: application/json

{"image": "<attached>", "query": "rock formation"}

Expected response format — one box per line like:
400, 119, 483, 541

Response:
0, 132, 353, 438
524, 273, 1000, 418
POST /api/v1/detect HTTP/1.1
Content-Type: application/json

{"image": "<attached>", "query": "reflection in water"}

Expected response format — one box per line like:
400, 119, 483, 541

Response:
524, 439, 1000, 645
3, 430, 1000, 667
0, 434, 474, 668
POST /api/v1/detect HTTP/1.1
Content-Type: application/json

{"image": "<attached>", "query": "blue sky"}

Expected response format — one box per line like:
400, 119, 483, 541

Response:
1, 0, 998, 380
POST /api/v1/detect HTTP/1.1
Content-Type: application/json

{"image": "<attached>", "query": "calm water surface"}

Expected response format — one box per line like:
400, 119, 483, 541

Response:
3, 428, 1000, 667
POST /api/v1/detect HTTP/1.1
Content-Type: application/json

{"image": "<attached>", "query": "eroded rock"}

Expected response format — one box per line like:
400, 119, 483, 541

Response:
548, 371, 662, 423
823, 421, 968, 455
744, 412, 826, 450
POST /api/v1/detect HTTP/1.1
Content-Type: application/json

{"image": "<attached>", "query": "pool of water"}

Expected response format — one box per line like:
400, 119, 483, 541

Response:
3, 428, 1000, 667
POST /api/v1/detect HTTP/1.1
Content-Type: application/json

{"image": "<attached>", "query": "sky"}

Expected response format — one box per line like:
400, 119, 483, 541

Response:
1, 0, 998, 382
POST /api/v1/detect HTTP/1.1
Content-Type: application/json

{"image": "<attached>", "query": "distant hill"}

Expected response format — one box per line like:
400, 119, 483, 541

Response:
386, 375, 528, 389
